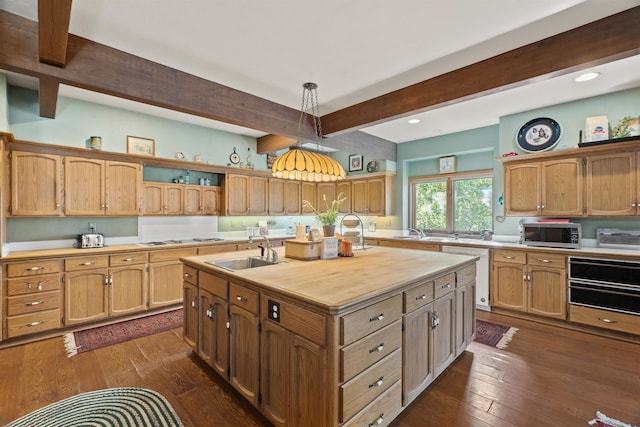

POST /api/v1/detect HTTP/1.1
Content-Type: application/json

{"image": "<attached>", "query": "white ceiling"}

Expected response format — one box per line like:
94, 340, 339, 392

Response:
2, 0, 640, 143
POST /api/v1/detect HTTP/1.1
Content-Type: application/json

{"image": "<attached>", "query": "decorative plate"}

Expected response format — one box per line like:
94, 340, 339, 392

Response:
366, 160, 378, 173
229, 147, 240, 164
516, 117, 562, 152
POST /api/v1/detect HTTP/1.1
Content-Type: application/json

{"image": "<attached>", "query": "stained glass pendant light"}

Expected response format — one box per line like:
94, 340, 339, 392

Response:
271, 83, 346, 182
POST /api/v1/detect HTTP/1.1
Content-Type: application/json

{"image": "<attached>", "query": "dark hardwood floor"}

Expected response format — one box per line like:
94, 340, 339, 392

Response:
1, 311, 638, 426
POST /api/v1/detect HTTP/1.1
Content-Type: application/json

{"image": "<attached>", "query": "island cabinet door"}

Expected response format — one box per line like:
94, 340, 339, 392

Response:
229, 304, 260, 407
455, 282, 476, 357
432, 291, 456, 378
289, 334, 327, 427
402, 303, 433, 405
183, 282, 198, 350
198, 289, 228, 377
261, 320, 290, 427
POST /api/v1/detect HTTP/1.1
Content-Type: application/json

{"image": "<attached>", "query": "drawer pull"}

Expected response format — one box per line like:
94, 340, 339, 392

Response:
598, 317, 616, 324
26, 266, 44, 271
537, 258, 552, 263
368, 377, 384, 388
27, 321, 44, 327
236, 296, 248, 302
122, 258, 136, 262
503, 255, 514, 259
369, 414, 384, 426
441, 283, 451, 289
184, 273, 192, 278
26, 301, 45, 306
369, 313, 384, 322
38, 282, 43, 291
416, 294, 427, 300
369, 343, 384, 353
80, 262, 95, 266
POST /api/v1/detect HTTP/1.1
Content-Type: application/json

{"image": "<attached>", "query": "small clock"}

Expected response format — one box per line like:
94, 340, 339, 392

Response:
439, 156, 456, 174
229, 147, 240, 164
175, 152, 185, 160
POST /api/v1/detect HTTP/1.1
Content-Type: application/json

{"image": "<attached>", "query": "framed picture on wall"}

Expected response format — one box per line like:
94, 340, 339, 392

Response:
127, 135, 155, 156
349, 154, 363, 172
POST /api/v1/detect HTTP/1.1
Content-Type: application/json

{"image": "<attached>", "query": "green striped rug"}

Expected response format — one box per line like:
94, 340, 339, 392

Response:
6, 387, 184, 427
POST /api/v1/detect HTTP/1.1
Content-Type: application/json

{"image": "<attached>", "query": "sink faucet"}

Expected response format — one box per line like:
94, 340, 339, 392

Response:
408, 228, 424, 238
260, 231, 278, 263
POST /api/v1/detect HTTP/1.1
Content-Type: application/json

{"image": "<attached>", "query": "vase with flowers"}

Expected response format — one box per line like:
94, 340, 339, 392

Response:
302, 192, 346, 237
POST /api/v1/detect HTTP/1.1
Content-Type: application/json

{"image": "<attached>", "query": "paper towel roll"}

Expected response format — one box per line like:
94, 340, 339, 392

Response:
296, 224, 307, 240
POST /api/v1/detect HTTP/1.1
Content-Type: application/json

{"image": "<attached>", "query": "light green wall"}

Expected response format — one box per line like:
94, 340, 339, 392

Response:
0, 74, 7, 131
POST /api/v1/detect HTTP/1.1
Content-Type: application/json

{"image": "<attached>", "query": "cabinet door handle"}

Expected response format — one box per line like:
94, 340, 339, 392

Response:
80, 261, 95, 266
184, 273, 192, 278
369, 343, 384, 353
191, 298, 197, 309
236, 295, 248, 302
369, 313, 384, 322
598, 317, 616, 324
368, 377, 384, 388
38, 282, 43, 291
27, 321, 44, 327
26, 300, 44, 306
26, 266, 44, 271
523, 272, 528, 281
369, 414, 384, 426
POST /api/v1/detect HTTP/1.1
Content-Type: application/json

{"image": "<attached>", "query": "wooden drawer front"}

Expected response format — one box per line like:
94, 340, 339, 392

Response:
6, 291, 60, 316
341, 321, 401, 382
149, 247, 197, 263
198, 244, 237, 255
64, 256, 109, 271
342, 380, 402, 427
261, 296, 326, 346
7, 259, 61, 277
404, 281, 434, 312
6, 309, 61, 338
200, 271, 227, 298
7, 274, 60, 296
341, 295, 402, 346
456, 263, 476, 287
493, 249, 526, 264
527, 252, 566, 268
183, 265, 198, 286
340, 349, 402, 423
110, 252, 147, 266
434, 273, 456, 300
570, 305, 640, 335
229, 282, 259, 314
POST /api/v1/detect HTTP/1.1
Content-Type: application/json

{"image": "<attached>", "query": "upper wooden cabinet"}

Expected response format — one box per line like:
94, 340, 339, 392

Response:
268, 178, 301, 215
301, 181, 317, 215
65, 157, 142, 216
143, 182, 184, 215
336, 181, 352, 214
224, 174, 268, 215
9, 151, 63, 216
504, 158, 583, 217
184, 185, 221, 215
351, 174, 394, 216
585, 152, 637, 216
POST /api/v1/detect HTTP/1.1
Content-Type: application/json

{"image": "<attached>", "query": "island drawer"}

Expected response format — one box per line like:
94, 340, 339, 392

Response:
261, 296, 326, 346
526, 252, 566, 268
200, 271, 227, 299
149, 248, 197, 263
230, 282, 259, 314
64, 256, 108, 271
434, 273, 455, 299
7, 274, 61, 296
340, 348, 401, 422
7, 259, 61, 277
6, 291, 60, 316
341, 295, 402, 346
404, 281, 434, 312
493, 249, 526, 264
110, 252, 147, 266
342, 380, 402, 427
456, 263, 476, 287
6, 309, 61, 338
340, 320, 401, 382
183, 265, 198, 286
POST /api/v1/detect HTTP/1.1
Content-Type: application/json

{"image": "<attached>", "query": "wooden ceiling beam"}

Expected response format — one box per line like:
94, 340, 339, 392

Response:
320, 6, 640, 136
0, 9, 315, 140
38, 77, 59, 118
38, 0, 72, 67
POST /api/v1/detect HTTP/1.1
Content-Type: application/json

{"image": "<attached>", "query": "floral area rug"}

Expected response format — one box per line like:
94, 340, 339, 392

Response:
589, 411, 637, 427
5, 387, 184, 426
474, 319, 518, 349
63, 309, 183, 357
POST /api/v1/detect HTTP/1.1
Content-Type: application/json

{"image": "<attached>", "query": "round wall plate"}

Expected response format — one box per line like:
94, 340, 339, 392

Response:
516, 117, 562, 152
366, 160, 378, 173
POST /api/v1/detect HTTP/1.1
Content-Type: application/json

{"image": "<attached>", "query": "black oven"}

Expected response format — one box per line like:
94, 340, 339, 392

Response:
569, 257, 640, 315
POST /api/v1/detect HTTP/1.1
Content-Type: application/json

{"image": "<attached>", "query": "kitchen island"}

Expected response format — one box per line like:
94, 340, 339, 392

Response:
181, 245, 478, 427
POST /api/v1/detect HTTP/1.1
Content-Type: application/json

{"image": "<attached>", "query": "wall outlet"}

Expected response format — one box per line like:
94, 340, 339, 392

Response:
88, 222, 96, 232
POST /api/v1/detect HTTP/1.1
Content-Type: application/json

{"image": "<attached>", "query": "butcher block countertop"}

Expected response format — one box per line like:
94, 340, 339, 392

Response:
181, 246, 477, 314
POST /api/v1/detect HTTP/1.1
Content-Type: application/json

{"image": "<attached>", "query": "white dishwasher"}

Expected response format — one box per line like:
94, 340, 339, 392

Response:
442, 245, 490, 311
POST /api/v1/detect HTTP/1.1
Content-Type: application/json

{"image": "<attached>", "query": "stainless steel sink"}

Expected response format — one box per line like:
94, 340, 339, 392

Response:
390, 235, 419, 240
206, 256, 283, 271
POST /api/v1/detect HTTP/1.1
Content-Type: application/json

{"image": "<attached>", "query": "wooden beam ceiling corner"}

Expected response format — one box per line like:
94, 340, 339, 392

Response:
38, 0, 72, 67
256, 134, 297, 154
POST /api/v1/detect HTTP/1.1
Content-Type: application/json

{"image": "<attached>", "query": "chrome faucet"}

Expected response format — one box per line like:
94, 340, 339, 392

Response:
408, 228, 425, 238
260, 231, 278, 263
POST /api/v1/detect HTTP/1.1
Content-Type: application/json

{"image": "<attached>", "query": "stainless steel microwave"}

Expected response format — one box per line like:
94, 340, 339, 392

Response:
522, 222, 581, 249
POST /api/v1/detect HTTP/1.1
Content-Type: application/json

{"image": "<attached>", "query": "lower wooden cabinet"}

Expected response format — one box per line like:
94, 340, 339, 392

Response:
198, 272, 228, 377
182, 280, 198, 350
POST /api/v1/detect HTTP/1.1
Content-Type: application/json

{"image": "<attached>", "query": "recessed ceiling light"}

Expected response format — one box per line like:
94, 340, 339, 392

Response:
408, 118, 420, 124
574, 72, 600, 82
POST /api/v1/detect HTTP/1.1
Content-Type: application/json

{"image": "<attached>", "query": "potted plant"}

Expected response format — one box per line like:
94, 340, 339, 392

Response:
302, 192, 346, 237
612, 115, 640, 138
